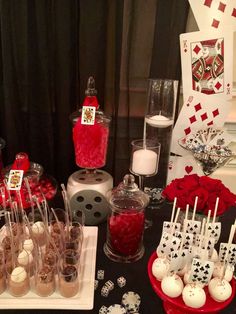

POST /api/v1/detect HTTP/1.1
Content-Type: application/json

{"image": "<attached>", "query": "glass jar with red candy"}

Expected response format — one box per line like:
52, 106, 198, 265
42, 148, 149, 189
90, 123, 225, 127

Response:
70, 77, 111, 169
104, 174, 149, 263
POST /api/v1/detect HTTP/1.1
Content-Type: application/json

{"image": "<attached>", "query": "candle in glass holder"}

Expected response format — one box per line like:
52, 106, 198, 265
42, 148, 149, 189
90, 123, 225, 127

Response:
132, 148, 158, 175
145, 114, 174, 128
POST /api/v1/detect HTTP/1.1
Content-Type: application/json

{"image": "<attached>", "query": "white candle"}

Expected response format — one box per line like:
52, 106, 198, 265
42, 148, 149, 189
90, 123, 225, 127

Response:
132, 149, 158, 175
145, 115, 173, 128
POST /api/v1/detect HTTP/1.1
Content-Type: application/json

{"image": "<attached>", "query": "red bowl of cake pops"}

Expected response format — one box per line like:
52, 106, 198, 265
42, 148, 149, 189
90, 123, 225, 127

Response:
148, 252, 235, 314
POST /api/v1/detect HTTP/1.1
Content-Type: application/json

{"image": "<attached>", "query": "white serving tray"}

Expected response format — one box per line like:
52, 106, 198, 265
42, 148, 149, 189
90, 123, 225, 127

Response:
0, 226, 98, 310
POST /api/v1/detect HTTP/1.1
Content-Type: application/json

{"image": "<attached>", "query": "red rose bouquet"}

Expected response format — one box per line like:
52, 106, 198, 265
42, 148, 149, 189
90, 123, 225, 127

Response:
162, 174, 236, 216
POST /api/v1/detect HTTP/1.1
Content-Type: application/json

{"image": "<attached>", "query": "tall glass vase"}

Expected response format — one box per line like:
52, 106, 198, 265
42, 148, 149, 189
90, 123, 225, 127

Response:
143, 79, 178, 203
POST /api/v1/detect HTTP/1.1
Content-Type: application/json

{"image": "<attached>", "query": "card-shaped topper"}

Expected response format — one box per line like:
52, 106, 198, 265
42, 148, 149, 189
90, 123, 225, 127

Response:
189, 0, 236, 30
219, 243, 236, 265
189, 258, 214, 285
180, 28, 234, 101
7, 170, 24, 191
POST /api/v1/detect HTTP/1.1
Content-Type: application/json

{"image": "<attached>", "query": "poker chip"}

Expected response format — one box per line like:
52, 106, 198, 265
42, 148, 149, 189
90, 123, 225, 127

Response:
107, 304, 126, 314
121, 291, 141, 307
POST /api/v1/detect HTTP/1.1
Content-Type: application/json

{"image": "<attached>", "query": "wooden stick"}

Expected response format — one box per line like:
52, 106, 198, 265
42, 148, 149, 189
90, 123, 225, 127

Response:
212, 197, 219, 224
170, 197, 177, 223
170, 207, 180, 236
191, 196, 198, 221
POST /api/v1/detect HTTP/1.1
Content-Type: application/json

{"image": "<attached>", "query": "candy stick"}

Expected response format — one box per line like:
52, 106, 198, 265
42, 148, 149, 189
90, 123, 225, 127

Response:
61, 184, 71, 237
24, 178, 35, 222
212, 197, 219, 224
16, 190, 24, 215
41, 199, 49, 227
198, 218, 206, 249
170, 197, 177, 223
191, 196, 198, 221
50, 207, 64, 235
5, 211, 16, 268
170, 207, 180, 236
185, 204, 189, 220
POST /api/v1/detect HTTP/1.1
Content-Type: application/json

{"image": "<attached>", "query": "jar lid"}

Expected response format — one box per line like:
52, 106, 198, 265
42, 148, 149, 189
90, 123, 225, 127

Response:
107, 174, 149, 210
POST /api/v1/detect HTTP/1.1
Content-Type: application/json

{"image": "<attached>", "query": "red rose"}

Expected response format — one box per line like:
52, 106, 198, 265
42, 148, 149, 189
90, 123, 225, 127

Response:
187, 187, 209, 212
199, 176, 221, 193
178, 174, 199, 191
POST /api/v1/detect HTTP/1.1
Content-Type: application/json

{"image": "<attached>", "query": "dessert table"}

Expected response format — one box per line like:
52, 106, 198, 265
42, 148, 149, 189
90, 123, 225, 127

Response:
0, 202, 235, 314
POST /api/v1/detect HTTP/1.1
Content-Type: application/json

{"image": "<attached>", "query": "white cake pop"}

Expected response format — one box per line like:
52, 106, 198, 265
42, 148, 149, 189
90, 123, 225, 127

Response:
152, 257, 170, 281
213, 262, 234, 282
32, 221, 45, 235
161, 274, 184, 298
11, 266, 27, 283
17, 250, 33, 266
182, 283, 206, 308
209, 278, 232, 302
23, 239, 34, 252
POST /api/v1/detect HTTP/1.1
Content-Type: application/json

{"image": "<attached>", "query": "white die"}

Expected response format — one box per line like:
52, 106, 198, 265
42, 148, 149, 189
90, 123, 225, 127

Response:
94, 280, 99, 290
99, 305, 108, 314
105, 280, 114, 291
97, 269, 105, 280
101, 285, 109, 297
117, 276, 126, 287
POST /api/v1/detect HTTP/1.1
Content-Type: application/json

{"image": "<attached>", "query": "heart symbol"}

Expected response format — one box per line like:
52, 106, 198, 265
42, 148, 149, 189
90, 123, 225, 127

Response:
185, 165, 193, 174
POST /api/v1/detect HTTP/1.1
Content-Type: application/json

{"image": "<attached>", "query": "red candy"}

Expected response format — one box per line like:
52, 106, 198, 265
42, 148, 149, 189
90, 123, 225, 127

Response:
108, 210, 145, 256
73, 117, 109, 169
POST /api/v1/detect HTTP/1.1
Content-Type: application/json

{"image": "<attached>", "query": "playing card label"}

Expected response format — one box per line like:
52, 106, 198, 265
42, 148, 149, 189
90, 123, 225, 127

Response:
7, 170, 24, 190
189, 258, 214, 285
219, 243, 236, 265
81, 106, 96, 125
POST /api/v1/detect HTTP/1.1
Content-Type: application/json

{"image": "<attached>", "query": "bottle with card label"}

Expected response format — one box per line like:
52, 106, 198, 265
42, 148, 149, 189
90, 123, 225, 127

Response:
70, 77, 111, 169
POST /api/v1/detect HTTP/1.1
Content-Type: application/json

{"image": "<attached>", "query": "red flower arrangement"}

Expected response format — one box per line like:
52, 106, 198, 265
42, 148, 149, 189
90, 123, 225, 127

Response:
162, 174, 236, 216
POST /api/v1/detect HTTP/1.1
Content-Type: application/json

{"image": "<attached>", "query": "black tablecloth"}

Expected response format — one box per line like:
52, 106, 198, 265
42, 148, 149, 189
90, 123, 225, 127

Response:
1, 203, 236, 314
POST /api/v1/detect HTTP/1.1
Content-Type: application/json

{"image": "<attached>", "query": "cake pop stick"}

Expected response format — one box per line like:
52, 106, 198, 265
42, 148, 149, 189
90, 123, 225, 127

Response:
212, 197, 219, 224
16, 190, 24, 216
170, 207, 180, 236
191, 196, 198, 222
170, 197, 177, 223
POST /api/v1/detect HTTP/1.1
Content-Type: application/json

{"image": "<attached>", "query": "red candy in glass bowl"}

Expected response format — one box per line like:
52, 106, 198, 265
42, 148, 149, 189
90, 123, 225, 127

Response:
104, 174, 149, 263
108, 210, 145, 256
0, 153, 57, 210
148, 252, 235, 314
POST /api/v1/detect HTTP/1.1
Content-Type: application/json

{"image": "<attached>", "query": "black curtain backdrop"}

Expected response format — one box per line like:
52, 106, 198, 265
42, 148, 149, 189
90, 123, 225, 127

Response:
0, 0, 189, 186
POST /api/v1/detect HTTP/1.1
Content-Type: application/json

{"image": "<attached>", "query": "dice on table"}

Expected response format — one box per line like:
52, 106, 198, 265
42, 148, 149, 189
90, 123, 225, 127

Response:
99, 305, 108, 314
105, 280, 114, 291
97, 269, 105, 280
117, 276, 126, 288
101, 285, 110, 297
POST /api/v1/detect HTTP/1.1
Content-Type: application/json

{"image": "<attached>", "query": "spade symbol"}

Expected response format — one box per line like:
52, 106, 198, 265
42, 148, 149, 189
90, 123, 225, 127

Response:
215, 225, 219, 230
193, 274, 198, 278
190, 227, 193, 232
170, 248, 174, 252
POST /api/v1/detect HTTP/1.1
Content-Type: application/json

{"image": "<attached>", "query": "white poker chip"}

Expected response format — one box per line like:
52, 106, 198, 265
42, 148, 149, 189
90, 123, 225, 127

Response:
107, 304, 126, 314
122, 291, 141, 307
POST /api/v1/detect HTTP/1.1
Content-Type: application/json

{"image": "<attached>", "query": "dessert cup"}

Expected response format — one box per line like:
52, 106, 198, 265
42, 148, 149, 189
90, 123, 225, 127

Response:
58, 264, 79, 298
7, 266, 30, 297
35, 265, 55, 297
